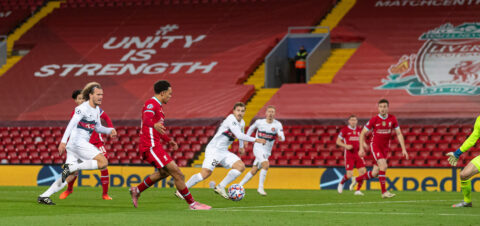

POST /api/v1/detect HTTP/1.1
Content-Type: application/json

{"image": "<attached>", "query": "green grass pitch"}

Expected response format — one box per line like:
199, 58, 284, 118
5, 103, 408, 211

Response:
1, 186, 479, 225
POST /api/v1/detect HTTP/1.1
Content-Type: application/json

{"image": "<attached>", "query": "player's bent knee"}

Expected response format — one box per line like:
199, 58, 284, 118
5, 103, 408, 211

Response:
200, 169, 212, 179
262, 161, 269, 170
233, 161, 245, 172
460, 170, 473, 181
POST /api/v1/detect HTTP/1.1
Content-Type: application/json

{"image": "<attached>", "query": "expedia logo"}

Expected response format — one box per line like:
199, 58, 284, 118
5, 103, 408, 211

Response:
377, 22, 480, 96
319, 168, 351, 189
36, 165, 62, 186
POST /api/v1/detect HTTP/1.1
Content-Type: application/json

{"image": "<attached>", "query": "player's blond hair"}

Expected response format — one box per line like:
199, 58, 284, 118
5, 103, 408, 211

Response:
82, 82, 102, 101
266, 105, 276, 110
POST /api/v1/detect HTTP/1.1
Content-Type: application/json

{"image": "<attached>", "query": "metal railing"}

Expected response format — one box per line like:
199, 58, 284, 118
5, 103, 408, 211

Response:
0, 35, 7, 67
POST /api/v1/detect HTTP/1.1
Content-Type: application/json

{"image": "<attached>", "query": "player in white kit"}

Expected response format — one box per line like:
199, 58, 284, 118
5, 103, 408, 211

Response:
184, 102, 266, 199
239, 106, 284, 196
37, 82, 117, 205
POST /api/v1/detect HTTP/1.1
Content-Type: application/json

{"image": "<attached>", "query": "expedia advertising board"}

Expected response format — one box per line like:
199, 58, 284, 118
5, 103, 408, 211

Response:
1, 165, 478, 191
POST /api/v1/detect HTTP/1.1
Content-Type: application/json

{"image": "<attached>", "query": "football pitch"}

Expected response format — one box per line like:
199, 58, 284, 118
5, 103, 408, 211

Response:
1, 186, 479, 225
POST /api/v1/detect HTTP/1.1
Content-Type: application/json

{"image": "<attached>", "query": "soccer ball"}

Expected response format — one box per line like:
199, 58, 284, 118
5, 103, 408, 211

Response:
228, 184, 245, 201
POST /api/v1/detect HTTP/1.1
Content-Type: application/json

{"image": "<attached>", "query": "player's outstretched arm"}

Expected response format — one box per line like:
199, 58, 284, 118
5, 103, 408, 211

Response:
395, 128, 408, 159
94, 120, 114, 135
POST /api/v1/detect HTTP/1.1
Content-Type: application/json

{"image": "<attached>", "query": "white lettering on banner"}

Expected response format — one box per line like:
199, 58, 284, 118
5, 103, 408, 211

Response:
35, 25, 217, 77
34, 65, 59, 77
170, 62, 193, 74
103, 35, 207, 49
120, 49, 156, 61
60, 64, 82, 76
184, 35, 206, 48
0, 11, 12, 18
97, 64, 124, 75
375, 0, 480, 7
144, 63, 168, 74
34, 62, 218, 77
155, 24, 179, 36
186, 62, 218, 74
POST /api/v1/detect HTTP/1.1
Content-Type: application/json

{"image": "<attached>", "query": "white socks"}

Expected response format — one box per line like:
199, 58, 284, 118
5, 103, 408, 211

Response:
69, 160, 99, 172
239, 172, 253, 186
219, 169, 242, 188
259, 169, 267, 189
40, 177, 67, 198
186, 173, 204, 189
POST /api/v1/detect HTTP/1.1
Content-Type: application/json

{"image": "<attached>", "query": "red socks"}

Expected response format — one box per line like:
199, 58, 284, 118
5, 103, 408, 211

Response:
178, 187, 195, 205
340, 174, 348, 185
356, 171, 373, 183
67, 175, 77, 192
378, 170, 387, 194
101, 169, 109, 195
137, 177, 154, 193
356, 180, 364, 191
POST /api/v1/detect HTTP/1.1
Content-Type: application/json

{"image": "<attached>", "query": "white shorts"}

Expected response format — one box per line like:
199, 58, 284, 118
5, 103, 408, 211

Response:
65, 141, 101, 164
252, 147, 270, 168
202, 146, 241, 171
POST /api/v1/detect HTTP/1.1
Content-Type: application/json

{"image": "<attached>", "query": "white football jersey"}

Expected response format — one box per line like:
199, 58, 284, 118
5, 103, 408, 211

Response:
61, 101, 113, 146
247, 119, 284, 153
207, 114, 256, 151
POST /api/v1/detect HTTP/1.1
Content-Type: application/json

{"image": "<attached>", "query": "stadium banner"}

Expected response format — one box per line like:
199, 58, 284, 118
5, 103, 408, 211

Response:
0, 165, 477, 191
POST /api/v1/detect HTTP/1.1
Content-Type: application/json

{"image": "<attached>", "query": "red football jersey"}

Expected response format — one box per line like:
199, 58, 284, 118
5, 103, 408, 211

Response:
338, 126, 362, 151
70, 108, 113, 146
139, 96, 171, 152
364, 114, 399, 146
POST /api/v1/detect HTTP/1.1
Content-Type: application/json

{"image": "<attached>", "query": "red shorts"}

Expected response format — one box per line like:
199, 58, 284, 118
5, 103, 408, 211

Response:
141, 146, 173, 169
345, 150, 365, 170
93, 143, 107, 156
370, 143, 389, 161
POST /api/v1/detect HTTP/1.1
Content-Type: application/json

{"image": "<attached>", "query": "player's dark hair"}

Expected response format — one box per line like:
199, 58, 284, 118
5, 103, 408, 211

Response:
348, 114, 357, 119
154, 80, 171, 94
233, 102, 245, 110
82, 82, 102, 101
72, 90, 82, 100
378, 99, 389, 106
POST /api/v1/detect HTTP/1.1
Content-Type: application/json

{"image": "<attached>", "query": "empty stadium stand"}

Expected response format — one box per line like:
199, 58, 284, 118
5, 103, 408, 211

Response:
0, 124, 470, 168
263, 1, 480, 123
0, 0, 332, 123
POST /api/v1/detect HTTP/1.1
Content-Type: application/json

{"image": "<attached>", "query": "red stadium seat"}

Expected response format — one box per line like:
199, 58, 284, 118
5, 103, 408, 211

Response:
313, 159, 325, 166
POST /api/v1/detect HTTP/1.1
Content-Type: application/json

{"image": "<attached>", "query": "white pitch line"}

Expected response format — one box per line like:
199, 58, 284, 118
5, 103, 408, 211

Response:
214, 209, 480, 217
213, 199, 457, 210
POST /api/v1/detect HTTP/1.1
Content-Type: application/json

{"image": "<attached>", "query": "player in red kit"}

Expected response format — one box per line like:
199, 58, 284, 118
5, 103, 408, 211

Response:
336, 115, 367, 195
129, 80, 211, 210
350, 99, 408, 198
60, 89, 113, 200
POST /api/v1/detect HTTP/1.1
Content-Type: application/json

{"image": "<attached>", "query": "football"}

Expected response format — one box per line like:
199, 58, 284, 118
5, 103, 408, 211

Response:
228, 184, 245, 201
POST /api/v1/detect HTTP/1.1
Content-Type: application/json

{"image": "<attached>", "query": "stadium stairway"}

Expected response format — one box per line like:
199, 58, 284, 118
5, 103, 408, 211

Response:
312, 0, 356, 34
0, 1, 60, 77
308, 48, 356, 84
308, 0, 357, 84
0, 56, 21, 77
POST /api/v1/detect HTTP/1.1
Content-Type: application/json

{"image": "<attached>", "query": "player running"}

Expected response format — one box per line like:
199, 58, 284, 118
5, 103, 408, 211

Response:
59, 89, 113, 200
38, 82, 117, 205
128, 80, 211, 210
184, 102, 266, 199
349, 99, 408, 198
238, 106, 284, 196
447, 116, 480, 208
336, 115, 367, 195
